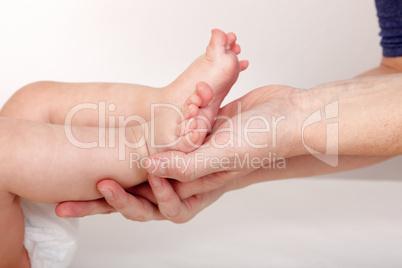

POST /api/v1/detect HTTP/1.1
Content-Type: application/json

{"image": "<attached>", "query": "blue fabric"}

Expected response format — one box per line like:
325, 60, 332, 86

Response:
376, 0, 402, 57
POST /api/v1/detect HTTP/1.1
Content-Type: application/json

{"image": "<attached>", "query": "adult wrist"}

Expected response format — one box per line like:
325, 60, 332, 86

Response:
289, 82, 341, 159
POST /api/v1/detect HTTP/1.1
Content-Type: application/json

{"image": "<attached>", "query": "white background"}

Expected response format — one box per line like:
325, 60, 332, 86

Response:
1, 0, 402, 267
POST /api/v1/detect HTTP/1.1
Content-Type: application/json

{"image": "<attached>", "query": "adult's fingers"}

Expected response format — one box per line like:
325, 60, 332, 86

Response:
96, 180, 165, 222
148, 175, 226, 223
56, 182, 158, 218
148, 175, 191, 222
129, 171, 238, 205
56, 180, 163, 221
145, 148, 233, 182
57, 176, 229, 223
56, 199, 115, 218
171, 170, 245, 199
125, 182, 157, 204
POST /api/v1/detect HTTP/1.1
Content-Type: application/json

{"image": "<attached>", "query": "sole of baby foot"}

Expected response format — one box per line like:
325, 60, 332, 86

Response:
147, 82, 214, 156
164, 28, 248, 112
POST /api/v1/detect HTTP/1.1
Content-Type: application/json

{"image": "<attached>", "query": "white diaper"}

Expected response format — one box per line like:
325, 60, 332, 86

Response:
20, 198, 79, 268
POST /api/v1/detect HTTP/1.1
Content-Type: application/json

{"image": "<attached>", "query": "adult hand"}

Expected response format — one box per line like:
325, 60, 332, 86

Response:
57, 66, 402, 223
57, 84, 302, 221
146, 74, 402, 182
56, 152, 393, 223
56, 176, 231, 223
145, 84, 300, 182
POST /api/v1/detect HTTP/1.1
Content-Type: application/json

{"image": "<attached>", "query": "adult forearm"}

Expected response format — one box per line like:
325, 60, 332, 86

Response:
225, 155, 392, 192
293, 74, 402, 157
271, 61, 401, 182
227, 65, 401, 192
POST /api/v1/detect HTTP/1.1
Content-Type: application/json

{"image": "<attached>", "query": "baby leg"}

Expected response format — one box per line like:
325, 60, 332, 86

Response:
0, 81, 162, 125
0, 82, 215, 203
1, 29, 248, 131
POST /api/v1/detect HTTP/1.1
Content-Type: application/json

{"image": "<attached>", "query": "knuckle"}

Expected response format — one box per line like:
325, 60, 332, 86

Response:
171, 216, 191, 224
104, 211, 113, 215
182, 168, 196, 182
164, 207, 181, 219
127, 214, 146, 222
157, 191, 174, 203
164, 155, 195, 182
111, 200, 126, 210
169, 165, 188, 181
204, 173, 228, 188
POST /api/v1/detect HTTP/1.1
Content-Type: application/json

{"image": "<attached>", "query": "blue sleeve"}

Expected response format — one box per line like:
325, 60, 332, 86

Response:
375, 0, 402, 57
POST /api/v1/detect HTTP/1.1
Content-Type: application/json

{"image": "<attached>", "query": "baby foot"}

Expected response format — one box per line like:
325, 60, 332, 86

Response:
147, 82, 214, 155
142, 29, 248, 156
164, 29, 248, 131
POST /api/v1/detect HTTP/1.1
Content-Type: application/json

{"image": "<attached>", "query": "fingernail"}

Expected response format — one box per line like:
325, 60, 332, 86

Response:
149, 176, 163, 189
98, 188, 114, 200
